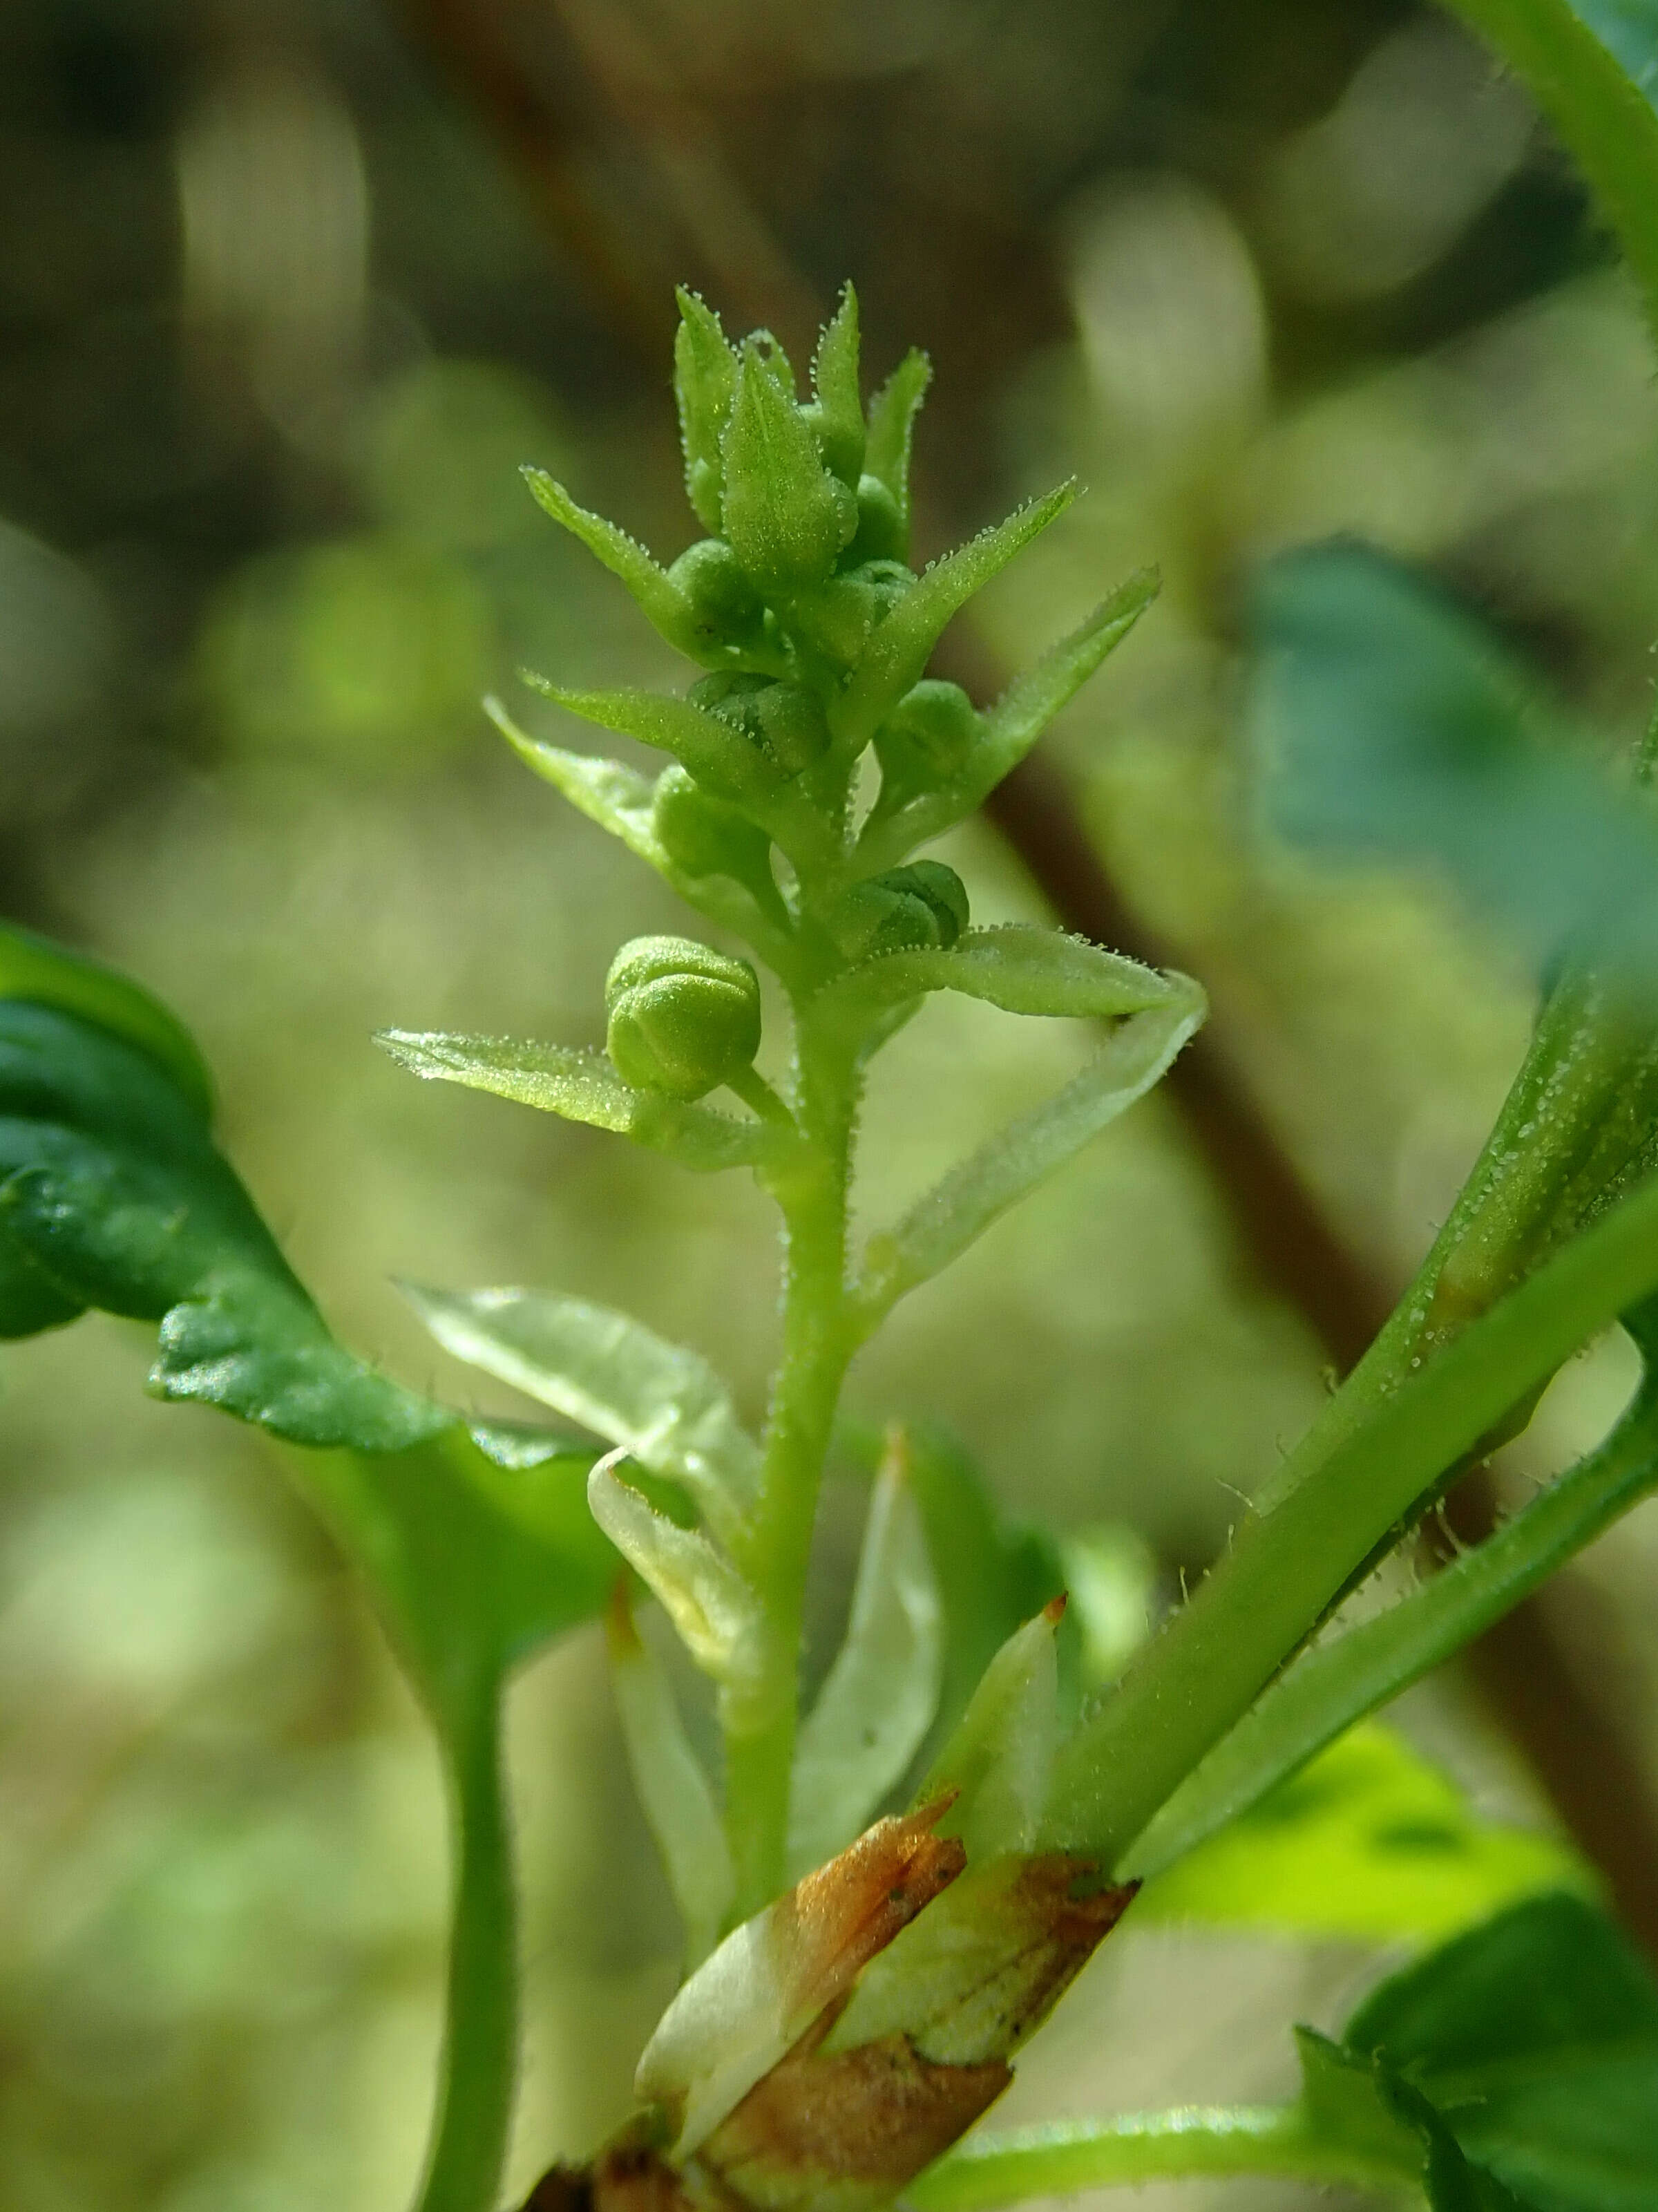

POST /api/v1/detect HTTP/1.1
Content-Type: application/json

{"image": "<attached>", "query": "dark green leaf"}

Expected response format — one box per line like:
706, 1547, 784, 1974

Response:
1339, 1893, 1658, 2211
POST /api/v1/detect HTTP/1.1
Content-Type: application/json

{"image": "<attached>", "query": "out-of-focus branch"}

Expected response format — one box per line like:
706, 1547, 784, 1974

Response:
392, 0, 1658, 1951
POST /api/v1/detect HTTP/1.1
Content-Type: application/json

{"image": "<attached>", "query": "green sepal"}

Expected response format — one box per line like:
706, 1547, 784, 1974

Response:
521, 468, 717, 666
833, 482, 1078, 751
864, 347, 931, 552
721, 339, 857, 594
519, 672, 781, 804
375, 1028, 774, 1171
674, 288, 739, 532
804, 282, 866, 488
0, 921, 213, 1120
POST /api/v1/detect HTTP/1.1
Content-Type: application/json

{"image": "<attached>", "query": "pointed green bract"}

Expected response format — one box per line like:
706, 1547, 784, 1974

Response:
486, 697, 660, 858
522, 467, 715, 664
917, 1602, 1063, 1864
720, 339, 855, 592
520, 673, 780, 803
864, 346, 931, 545
833, 482, 1079, 748
674, 289, 739, 532
787, 1440, 943, 1874
609, 1587, 736, 1965
806, 282, 865, 487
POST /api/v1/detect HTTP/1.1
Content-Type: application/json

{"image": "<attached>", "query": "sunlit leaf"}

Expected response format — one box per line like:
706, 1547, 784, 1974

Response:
587, 1455, 763, 1693
402, 1283, 762, 1545
1138, 1722, 1590, 1942
788, 1435, 944, 1873
374, 1029, 772, 1171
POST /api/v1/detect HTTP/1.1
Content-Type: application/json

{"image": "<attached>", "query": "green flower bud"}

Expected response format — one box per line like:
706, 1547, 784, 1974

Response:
874, 679, 980, 811
651, 765, 774, 887
689, 672, 831, 777
606, 936, 762, 1101
668, 537, 766, 652
832, 861, 970, 961
845, 474, 906, 565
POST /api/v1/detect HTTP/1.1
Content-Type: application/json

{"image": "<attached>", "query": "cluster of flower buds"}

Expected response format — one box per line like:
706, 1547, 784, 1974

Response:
491, 283, 1167, 1119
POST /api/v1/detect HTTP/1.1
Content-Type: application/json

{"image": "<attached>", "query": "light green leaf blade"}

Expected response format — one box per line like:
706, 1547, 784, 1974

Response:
374, 1029, 770, 1171
609, 1587, 734, 1967
518, 674, 776, 804
916, 1599, 1063, 1863
521, 466, 714, 663
674, 287, 738, 531
1137, 1722, 1590, 1944
818, 924, 1185, 1027
788, 1439, 944, 1874
834, 482, 1077, 748
857, 991, 1204, 1316
485, 695, 660, 860
587, 1455, 763, 1696
401, 1282, 761, 1544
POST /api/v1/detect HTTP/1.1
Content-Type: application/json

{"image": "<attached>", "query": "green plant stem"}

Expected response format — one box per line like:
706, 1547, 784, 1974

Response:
1127, 1387, 1658, 1878
904, 2109, 1420, 2209
725, 1001, 858, 1914
414, 1680, 517, 2212
1045, 1159, 1658, 1862
1442, 0, 1658, 338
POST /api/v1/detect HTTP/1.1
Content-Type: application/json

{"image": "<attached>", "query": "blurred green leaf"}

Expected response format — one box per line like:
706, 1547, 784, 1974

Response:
1338, 1890, 1658, 2209
788, 1441, 942, 1873
1250, 541, 1658, 987
1140, 1721, 1588, 1941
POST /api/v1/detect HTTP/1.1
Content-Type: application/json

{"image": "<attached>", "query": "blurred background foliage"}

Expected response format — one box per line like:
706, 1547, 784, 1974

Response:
4, 0, 1658, 2206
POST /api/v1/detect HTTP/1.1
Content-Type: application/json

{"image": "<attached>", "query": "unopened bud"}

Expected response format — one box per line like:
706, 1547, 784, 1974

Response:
690, 673, 831, 777
651, 766, 774, 889
667, 538, 766, 652
834, 861, 970, 962
606, 936, 762, 1101
846, 475, 906, 565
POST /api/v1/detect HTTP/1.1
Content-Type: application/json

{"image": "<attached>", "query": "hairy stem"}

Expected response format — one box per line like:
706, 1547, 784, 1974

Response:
1045, 1159, 1658, 1861
724, 1001, 857, 1914
415, 1681, 517, 2212
905, 2110, 1420, 2209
